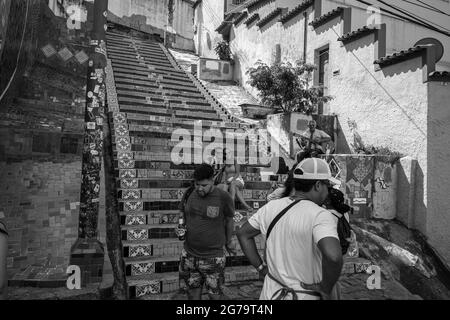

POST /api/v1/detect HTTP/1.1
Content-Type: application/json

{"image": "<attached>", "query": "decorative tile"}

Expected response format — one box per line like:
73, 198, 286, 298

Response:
119, 159, 135, 169
161, 190, 184, 200
136, 281, 160, 297
113, 112, 127, 124
74, 50, 89, 64
125, 215, 146, 225
233, 212, 244, 223
116, 137, 131, 151
41, 44, 57, 58
328, 158, 342, 179
118, 152, 133, 161
160, 214, 178, 224
58, 47, 73, 61
129, 245, 152, 258
121, 179, 138, 189
120, 169, 137, 179
124, 201, 143, 212
115, 124, 129, 136
122, 190, 141, 200
131, 262, 155, 276
127, 229, 148, 241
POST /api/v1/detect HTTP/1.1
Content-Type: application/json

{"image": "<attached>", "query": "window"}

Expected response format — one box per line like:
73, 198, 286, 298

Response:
315, 46, 329, 115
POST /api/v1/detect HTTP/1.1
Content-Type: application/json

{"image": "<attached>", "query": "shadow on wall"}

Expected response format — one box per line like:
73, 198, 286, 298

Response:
335, 117, 351, 154
312, 19, 341, 36
282, 13, 303, 30
343, 33, 376, 55
378, 57, 423, 79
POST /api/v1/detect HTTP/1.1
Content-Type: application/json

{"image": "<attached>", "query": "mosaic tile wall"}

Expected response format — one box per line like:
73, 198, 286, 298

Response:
0, 159, 82, 278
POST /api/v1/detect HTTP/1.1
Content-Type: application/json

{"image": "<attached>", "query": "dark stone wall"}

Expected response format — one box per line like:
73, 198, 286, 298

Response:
0, 0, 94, 280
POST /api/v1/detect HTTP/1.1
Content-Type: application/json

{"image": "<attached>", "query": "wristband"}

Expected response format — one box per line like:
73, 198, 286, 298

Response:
256, 263, 266, 272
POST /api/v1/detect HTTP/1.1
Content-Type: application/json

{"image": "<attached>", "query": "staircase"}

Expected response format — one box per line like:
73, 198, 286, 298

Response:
104, 27, 283, 299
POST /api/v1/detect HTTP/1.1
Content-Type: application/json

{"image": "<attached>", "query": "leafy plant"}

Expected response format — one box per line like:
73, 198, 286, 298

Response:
246, 60, 333, 114
214, 40, 232, 61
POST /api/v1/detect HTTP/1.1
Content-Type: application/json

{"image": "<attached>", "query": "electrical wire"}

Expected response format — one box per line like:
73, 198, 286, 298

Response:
0, 0, 30, 103
390, 1, 450, 32
399, 0, 450, 16
416, 0, 450, 16
375, 0, 450, 34
355, 0, 450, 37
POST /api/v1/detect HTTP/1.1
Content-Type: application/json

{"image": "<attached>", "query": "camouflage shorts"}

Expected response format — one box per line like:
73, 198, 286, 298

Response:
179, 248, 226, 295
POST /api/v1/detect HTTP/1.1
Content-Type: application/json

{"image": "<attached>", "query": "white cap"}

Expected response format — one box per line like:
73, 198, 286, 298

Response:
293, 158, 341, 185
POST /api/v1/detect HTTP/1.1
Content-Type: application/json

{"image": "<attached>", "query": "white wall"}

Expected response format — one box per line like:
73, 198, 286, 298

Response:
108, 0, 194, 41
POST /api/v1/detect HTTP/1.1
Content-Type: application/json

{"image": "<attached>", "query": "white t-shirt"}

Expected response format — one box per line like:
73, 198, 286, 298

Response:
248, 198, 339, 300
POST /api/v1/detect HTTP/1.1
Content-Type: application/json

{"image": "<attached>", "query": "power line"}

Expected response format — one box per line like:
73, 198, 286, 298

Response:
375, 0, 450, 34
399, 0, 450, 16
390, 1, 450, 32
355, 0, 450, 37
416, 0, 450, 16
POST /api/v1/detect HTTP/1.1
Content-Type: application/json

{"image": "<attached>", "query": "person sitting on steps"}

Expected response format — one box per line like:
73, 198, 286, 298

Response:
216, 148, 253, 213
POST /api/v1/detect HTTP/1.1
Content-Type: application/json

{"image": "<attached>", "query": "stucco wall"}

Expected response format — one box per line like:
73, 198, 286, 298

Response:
108, 0, 194, 42
194, 0, 226, 59
427, 80, 450, 264
322, 0, 450, 71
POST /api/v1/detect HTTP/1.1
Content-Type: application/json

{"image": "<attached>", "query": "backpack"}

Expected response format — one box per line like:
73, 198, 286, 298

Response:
329, 211, 352, 255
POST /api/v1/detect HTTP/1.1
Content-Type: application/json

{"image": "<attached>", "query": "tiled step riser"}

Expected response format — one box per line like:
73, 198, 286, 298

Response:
117, 106, 219, 121
116, 168, 261, 180
115, 83, 205, 99
111, 63, 187, 80
117, 188, 269, 201
107, 45, 166, 57
116, 90, 209, 105
123, 240, 265, 260
115, 160, 270, 171
108, 52, 171, 64
113, 72, 198, 89
129, 268, 260, 297
111, 67, 188, 81
125, 254, 265, 278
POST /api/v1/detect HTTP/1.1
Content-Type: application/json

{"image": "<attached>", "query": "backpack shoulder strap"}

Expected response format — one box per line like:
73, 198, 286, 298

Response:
266, 199, 302, 240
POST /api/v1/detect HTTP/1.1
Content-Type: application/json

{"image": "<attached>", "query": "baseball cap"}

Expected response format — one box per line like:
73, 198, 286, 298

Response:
293, 158, 340, 185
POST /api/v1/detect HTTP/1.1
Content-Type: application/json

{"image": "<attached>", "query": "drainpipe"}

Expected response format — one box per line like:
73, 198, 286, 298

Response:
303, 11, 308, 62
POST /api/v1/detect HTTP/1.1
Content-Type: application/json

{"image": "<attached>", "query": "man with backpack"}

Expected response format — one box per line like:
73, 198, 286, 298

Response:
237, 158, 343, 300
177, 163, 237, 300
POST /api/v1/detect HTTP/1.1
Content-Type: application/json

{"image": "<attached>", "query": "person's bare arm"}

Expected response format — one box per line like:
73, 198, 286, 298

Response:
237, 222, 267, 277
301, 237, 343, 299
224, 216, 237, 255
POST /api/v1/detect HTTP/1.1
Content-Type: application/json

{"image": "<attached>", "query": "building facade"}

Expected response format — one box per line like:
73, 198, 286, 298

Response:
194, 0, 450, 265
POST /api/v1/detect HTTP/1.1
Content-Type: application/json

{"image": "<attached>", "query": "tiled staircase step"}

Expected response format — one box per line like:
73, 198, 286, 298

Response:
113, 76, 163, 89
118, 200, 267, 214
116, 90, 209, 105
159, 78, 198, 87
107, 41, 167, 55
107, 48, 165, 60
115, 161, 200, 171
115, 160, 269, 171
117, 188, 269, 201
108, 51, 168, 64
160, 83, 200, 92
118, 106, 220, 121
114, 82, 201, 97
111, 62, 188, 80
110, 59, 181, 74
113, 73, 159, 86
107, 46, 166, 59
122, 238, 265, 258
127, 266, 260, 297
